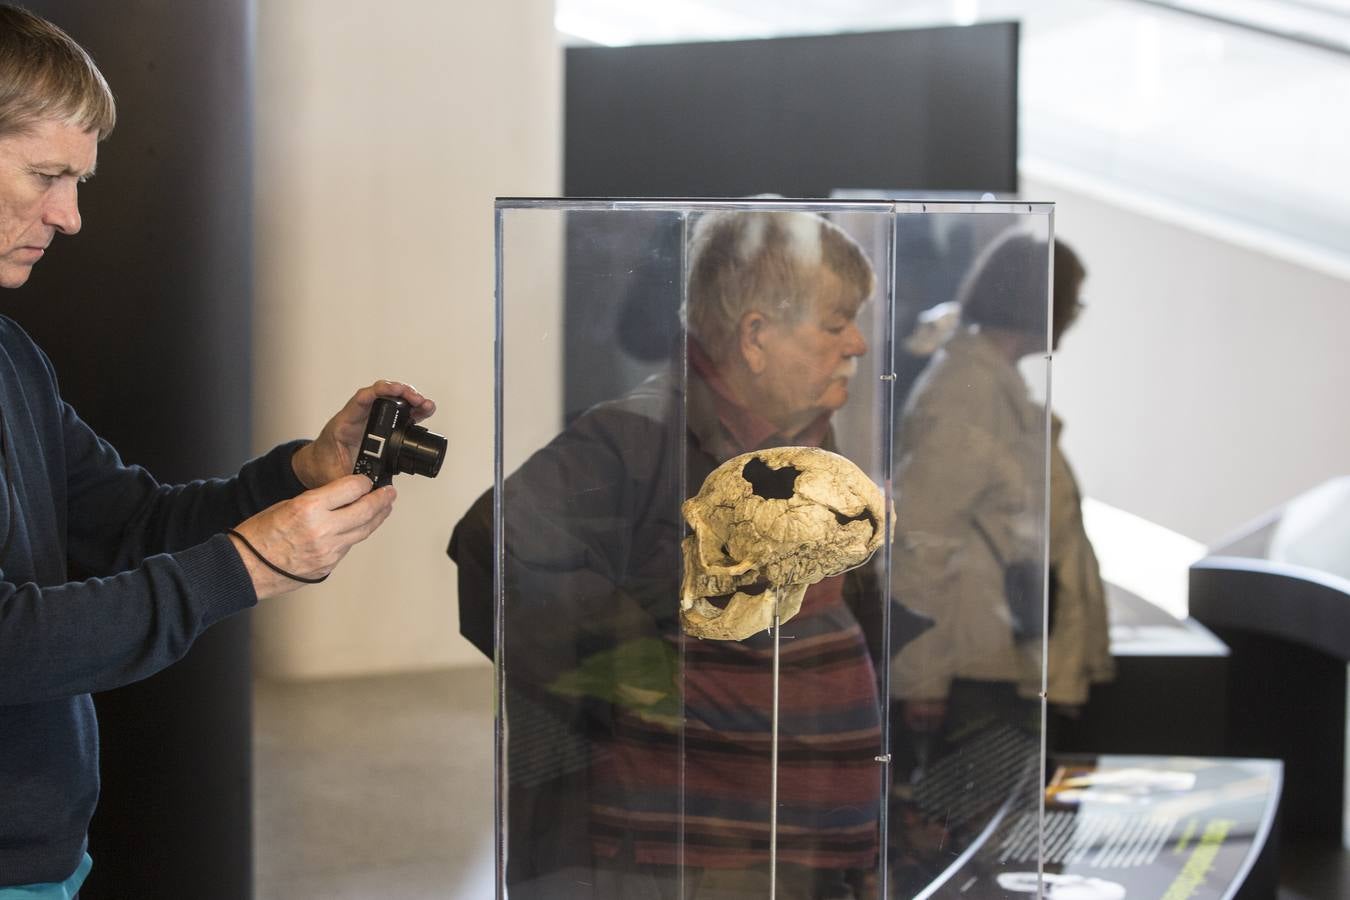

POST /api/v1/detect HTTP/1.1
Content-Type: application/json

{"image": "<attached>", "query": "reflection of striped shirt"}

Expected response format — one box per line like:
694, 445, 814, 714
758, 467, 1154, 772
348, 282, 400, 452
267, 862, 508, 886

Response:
591, 576, 882, 868
590, 342, 883, 869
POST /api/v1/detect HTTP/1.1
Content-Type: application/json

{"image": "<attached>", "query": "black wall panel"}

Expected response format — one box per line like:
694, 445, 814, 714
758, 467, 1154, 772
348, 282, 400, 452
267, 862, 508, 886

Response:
6, 2, 254, 898
565, 24, 1019, 198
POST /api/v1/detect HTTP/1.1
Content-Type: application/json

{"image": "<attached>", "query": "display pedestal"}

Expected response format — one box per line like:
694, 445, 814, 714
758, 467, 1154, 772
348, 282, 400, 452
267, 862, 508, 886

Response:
1057, 583, 1229, 758
1189, 478, 1350, 847
1188, 478, 1350, 897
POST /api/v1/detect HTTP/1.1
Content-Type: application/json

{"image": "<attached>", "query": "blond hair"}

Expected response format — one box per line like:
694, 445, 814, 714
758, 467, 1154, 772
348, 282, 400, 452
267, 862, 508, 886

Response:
685, 210, 875, 362
0, 5, 116, 139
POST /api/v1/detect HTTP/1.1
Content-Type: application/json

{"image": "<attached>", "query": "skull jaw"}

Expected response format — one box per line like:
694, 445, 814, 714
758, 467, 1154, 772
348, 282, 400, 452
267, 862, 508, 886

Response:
680, 582, 808, 641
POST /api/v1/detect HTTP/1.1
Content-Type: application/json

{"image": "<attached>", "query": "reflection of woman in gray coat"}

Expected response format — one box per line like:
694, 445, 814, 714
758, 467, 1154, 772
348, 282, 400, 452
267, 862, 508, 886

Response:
887, 233, 1115, 893
891, 232, 1112, 739
890, 231, 1050, 738
886, 230, 1051, 895
890, 234, 1114, 736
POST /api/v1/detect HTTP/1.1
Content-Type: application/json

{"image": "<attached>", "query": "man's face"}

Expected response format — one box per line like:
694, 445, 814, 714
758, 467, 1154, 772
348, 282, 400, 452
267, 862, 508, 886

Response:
0, 118, 98, 289
751, 266, 868, 435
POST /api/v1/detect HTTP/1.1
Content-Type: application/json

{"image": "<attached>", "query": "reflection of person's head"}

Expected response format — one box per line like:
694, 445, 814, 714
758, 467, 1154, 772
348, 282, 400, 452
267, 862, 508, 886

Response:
0, 6, 115, 289
1052, 239, 1086, 350
684, 210, 875, 437
957, 229, 1050, 359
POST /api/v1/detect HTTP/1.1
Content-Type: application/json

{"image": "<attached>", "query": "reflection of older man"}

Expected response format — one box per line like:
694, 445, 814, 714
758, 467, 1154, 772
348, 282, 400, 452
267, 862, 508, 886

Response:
0, 8, 433, 895
451, 210, 887, 898
684, 211, 871, 440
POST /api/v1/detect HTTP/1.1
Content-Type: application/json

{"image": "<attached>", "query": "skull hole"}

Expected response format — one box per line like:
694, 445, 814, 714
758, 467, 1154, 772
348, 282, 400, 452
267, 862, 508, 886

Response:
705, 579, 771, 610
704, 593, 735, 611
742, 457, 799, 500
833, 508, 878, 537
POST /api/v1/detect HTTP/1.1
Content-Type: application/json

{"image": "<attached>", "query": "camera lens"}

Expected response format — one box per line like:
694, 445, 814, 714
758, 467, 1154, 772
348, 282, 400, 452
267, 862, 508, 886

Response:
394, 424, 447, 478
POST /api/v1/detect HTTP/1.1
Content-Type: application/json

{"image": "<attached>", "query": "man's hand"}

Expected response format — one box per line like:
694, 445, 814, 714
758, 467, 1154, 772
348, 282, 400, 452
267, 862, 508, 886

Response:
228, 475, 396, 600
291, 380, 437, 489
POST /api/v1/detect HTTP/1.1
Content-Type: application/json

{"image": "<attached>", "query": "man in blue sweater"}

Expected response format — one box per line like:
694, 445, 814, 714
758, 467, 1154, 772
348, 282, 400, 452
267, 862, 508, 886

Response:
0, 6, 437, 897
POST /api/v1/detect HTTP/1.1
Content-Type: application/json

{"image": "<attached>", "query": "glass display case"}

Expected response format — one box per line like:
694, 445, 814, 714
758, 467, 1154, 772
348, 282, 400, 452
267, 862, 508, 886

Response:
482, 198, 1054, 898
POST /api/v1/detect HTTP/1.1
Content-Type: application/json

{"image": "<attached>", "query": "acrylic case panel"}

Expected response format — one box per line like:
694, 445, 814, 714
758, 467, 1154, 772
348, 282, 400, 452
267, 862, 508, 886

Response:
883, 206, 1053, 899
491, 199, 1053, 899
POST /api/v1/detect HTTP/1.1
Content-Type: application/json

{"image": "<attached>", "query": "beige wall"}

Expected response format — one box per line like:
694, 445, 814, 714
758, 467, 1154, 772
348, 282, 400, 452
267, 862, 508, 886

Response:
1025, 167, 1350, 545
252, 0, 560, 679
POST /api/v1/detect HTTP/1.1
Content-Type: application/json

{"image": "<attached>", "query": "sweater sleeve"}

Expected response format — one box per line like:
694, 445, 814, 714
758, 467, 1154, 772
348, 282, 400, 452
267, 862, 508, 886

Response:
0, 318, 311, 703
0, 534, 256, 704
0, 427, 307, 704
62, 404, 310, 577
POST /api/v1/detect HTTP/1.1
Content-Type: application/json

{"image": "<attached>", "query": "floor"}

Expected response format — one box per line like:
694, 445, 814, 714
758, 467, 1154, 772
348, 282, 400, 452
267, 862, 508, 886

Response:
253, 664, 497, 900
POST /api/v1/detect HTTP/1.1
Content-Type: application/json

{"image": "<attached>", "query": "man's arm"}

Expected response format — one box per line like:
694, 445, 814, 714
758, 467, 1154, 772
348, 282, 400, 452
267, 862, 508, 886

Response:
64, 380, 431, 595
449, 400, 675, 696
448, 487, 494, 659
0, 381, 431, 702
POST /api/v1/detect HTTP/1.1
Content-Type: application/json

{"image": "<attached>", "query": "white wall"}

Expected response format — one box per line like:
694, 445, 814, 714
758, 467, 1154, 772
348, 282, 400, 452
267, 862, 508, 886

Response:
252, 0, 560, 679
1025, 165, 1350, 546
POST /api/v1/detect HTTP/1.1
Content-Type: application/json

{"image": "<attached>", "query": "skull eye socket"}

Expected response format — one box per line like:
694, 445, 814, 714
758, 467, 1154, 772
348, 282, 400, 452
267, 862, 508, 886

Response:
742, 456, 800, 500
834, 508, 877, 536
704, 593, 735, 610
705, 579, 772, 609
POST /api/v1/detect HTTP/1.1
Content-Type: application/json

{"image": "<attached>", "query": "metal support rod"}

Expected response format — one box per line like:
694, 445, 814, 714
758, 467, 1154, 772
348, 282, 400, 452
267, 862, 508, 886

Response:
770, 609, 782, 898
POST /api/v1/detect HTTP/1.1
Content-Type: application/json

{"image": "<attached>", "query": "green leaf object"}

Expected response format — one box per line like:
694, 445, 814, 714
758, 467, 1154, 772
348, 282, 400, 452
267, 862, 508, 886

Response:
548, 637, 682, 723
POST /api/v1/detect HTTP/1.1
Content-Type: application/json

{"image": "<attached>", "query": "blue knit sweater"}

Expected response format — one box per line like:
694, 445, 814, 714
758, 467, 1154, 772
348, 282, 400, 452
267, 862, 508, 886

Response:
0, 316, 307, 886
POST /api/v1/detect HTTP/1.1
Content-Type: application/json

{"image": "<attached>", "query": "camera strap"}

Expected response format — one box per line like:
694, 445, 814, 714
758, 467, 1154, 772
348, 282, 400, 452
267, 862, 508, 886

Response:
225, 528, 329, 585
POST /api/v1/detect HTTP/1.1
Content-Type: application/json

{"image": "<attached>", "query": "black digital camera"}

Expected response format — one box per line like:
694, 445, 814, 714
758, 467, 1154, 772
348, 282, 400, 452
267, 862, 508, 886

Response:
353, 397, 447, 488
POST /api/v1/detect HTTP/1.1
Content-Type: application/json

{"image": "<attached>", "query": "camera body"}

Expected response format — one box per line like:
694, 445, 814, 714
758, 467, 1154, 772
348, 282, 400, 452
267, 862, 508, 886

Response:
353, 397, 447, 488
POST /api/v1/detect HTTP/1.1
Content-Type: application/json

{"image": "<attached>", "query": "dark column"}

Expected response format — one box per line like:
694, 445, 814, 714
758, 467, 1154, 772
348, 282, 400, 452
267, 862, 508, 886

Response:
7, 2, 255, 898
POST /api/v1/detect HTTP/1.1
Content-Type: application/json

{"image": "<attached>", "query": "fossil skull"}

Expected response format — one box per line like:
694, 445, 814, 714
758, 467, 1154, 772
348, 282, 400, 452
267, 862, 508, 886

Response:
680, 446, 889, 640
